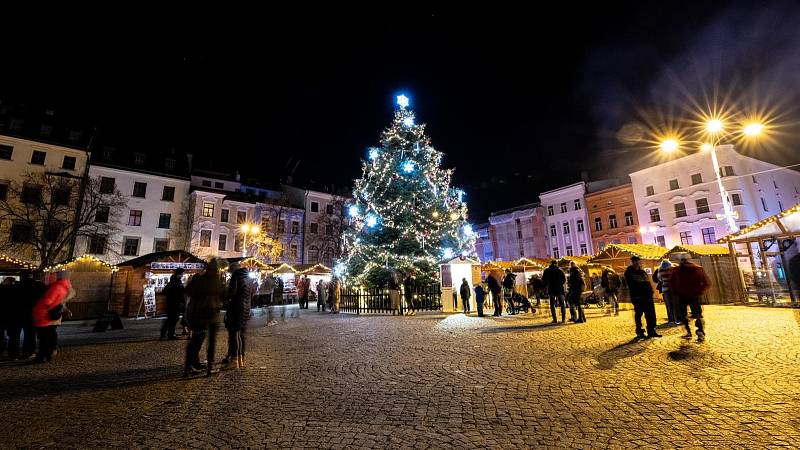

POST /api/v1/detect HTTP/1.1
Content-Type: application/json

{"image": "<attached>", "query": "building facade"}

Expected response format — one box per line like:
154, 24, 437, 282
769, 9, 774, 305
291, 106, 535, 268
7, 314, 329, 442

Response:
283, 185, 345, 267
487, 203, 548, 260
539, 182, 593, 258
585, 183, 641, 251
629, 145, 800, 248
473, 222, 493, 262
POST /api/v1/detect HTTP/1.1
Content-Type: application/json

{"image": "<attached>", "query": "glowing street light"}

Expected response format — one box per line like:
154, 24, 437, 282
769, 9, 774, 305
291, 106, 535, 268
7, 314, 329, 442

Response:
660, 138, 679, 153
700, 143, 713, 152
705, 119, 724, 134
743, 122, 764, 137
239, 223, 260, 257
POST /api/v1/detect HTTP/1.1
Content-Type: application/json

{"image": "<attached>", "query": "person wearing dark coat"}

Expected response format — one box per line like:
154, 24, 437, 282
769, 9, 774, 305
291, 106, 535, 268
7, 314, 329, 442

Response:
474, 283, 486, 317
12, 271, 45, 359
624, 256, 661, 339
542, 260, 567, 323
567, 262, 587, 323
222, 264, 254, 369
528, 274, 544, 307
459, 278, 471, 314
403, 273, 416, 315
0, 277, 16, 358
502, 270, 516, 315
601, 269, 621, 316
184, 258, 226, 377
160, 269, 185, 340
670, 254, 711, 342
486, 273, 502, 316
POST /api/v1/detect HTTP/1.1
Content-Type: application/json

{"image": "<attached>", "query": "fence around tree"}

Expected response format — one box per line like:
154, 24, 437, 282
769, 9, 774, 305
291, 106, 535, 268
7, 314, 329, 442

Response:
340, 284, 442, 314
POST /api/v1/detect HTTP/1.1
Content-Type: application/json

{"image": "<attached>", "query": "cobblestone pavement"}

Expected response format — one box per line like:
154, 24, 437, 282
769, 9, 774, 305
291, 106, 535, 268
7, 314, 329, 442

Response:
1, 304, 799, 449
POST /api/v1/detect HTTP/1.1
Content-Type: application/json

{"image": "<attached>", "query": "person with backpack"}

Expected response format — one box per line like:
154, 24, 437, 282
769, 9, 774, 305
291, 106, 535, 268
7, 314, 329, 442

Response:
600, 268, 621, 316
31, 271, 75, 363
669, 254, 711, 342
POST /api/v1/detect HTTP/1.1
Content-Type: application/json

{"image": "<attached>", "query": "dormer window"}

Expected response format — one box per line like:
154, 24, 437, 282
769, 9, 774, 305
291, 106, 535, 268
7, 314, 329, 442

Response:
134, 153, 146, 166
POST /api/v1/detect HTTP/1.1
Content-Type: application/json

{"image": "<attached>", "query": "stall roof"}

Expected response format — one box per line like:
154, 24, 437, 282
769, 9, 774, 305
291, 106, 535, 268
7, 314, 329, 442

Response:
590, 244, 668, 262
117, 250, 205, 268
558, 255, 593, 265
227, 256, 271, 270
43, 255, 118, 273
667, 245, 729, 257
717, 203, 800, 243
0, 254, 35, 272
295, 263, 332, 274
267, 263, 298, 273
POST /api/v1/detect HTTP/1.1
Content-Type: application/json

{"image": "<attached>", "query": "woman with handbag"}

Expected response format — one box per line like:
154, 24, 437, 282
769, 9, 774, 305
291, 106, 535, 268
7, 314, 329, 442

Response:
31, 271, 75, 363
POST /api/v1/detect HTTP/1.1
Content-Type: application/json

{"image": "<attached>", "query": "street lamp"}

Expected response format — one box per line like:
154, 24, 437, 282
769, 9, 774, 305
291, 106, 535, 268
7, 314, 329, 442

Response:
239, 223, 261, 257
638, 226, 659, 245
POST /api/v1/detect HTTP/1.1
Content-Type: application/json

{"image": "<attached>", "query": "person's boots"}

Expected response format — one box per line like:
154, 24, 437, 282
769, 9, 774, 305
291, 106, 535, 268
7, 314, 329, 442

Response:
238, 355, 245, 368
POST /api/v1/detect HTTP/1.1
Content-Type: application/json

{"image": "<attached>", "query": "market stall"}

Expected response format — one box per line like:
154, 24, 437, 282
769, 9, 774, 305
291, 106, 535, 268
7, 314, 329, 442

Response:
718, 203, 800, 305
441, 256, 482, 312
295, 263, 333, 300
0, 254, 34, 282
665, 245, 744, 304
589, 244, 668, 302
43, 255, 118, 320
268, 263, 299, 303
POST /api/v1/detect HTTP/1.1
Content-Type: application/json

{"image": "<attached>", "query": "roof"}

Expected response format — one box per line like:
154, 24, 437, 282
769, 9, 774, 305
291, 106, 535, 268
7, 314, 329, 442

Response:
558, 255, 593, 265
43, 255, 118, 272
117, 250, 205, 268
667, 245, 730, 257
490, 202, 541, 217
0, 254, 35, 272
717, 202, 800, 243
590, 244, 668, 261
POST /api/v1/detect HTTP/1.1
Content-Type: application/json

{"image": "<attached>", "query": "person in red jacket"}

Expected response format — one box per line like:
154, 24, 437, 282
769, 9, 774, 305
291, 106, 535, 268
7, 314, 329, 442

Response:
32, 271, 75, 363
669, 254, 711, 342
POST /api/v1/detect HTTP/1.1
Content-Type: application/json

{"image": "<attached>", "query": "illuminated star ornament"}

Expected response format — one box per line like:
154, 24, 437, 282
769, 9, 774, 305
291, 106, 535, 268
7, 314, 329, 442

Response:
348, 205, 360, 217
396, 94, 410, 109
402, 160, 415, 173
403, 117, 415, 127
368, 148, 380, 160
365, 214, 378, 228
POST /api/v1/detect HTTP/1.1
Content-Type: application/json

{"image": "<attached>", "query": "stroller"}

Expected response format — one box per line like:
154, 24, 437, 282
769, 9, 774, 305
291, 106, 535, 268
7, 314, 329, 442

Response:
507, 291, 536, 314
581, 284, 606, 308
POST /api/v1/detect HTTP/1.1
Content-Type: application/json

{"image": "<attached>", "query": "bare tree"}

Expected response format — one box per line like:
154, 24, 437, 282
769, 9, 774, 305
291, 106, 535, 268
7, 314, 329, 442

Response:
0, 172, 127, 269
169, 194, 196, 252
258, 193, 303, 263
304, 194, 349, 266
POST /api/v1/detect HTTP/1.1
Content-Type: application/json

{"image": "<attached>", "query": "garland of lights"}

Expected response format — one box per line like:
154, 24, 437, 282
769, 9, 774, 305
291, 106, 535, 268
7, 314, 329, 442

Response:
0, 254, 35, 269
717, 202, 800, 243
340, 95, 477, 285
43, 254, 119, 272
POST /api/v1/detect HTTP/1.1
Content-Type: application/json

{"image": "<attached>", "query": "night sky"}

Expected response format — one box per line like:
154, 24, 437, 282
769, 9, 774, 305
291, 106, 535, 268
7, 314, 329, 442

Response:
3, 2, 799, 221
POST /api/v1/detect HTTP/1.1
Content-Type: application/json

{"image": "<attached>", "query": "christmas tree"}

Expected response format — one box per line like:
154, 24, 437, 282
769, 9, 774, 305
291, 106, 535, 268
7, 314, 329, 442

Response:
341, 94, 476, 286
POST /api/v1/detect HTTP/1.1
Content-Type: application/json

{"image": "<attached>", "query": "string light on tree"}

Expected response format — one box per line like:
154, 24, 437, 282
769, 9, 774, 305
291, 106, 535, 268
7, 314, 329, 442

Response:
368, 148, 380, 161
403, 117, 415, 127
402, 160, 415, 173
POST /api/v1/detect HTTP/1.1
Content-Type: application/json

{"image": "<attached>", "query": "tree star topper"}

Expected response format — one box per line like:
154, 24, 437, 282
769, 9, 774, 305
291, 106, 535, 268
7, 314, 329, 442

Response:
396, 94, 410, 109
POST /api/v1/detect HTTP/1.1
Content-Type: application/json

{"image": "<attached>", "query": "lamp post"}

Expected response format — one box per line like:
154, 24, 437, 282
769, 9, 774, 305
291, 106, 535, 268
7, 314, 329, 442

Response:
240, 223, 261, 257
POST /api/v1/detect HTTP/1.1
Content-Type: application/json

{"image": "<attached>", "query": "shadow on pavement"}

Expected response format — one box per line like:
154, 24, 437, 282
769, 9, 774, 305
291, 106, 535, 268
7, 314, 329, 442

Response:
667, 342, 697, 361
479, 322, 560, 334
595, 337, 648, 370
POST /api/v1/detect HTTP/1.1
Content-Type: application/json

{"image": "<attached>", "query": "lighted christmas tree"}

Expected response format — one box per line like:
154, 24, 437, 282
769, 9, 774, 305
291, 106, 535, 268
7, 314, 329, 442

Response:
341, 94, 476, 286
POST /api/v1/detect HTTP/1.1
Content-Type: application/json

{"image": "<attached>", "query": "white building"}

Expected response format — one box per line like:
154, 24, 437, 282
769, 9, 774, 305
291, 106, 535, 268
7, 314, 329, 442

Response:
629, 145, 800, 248
539, 182, 593, 258
283, 185, 345, 266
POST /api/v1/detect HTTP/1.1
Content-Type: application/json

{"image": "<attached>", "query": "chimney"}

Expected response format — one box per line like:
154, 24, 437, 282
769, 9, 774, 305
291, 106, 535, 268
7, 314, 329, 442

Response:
580, 170, 589, 182
186, 153, 193, 173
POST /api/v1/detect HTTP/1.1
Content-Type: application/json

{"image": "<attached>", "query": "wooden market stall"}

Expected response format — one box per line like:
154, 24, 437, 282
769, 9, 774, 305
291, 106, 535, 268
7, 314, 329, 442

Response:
665, 245, 744, 304
717, 202, 800, 305
0, 254, 34, 281
589, 244, 668, 301
114, 250, 206, 317
267, 263, 299, 303
295, 263, 333, 300
42, 255, 118, 320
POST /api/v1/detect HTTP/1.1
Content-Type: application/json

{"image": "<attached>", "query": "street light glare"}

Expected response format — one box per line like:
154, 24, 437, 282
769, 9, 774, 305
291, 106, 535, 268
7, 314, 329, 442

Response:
700, 143, 713, 152
240, 224, 250, 233
706, 119, 724, 134
251, 225, 261, 234
743, 122, 764, 137
660, 139, 679, 153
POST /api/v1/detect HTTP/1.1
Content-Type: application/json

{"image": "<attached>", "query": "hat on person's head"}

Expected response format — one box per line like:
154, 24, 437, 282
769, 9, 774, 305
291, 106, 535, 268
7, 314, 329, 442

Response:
550, 259, 558, 265
659, 260, 672, 270
630, 255, 641, 262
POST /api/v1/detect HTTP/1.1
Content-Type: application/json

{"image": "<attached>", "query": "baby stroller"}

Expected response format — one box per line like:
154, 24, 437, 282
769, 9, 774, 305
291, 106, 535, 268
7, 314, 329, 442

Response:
508, 291, 536, 314
581, 285, 606, 308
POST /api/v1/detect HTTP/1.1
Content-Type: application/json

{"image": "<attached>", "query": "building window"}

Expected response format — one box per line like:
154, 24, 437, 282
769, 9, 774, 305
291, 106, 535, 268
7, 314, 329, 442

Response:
574, 199, 581, 210
132, 182, 147, 198
649, 208, 661, 222
609, 214, 618, 228
598, 241, 605, 251
580, 243, 587, 255
45, 222, 62, 242
128, 210, 142, 226
560, 202, 567, 213
612, 239, 621, 245
214, 182, 224, 189
0, 144, 13, 160
691, 173, 702, 185
669, 179, 679, 190
290, 244, 298, 258
308, 247, 319, 263
594, 217, 602, 231
695, 198, 710, 214
563, 222, 570, 234
761, 197, 768, 212
88, 235, 107, 254
576, 219, 584, 232
99, 177, 115, 194
0, 182, 7, 201
731, 193, 742, 206
158, 213, 171, 229
553, 248, 560, 259
62, 156, 76, 170
134, 153, 146, 166
624, 211, 634, 226
277, 220, 285, 233
701, 227, 716, 244
547, 205, 554, 216
656, 235, 666, 247
674, 203, 687, 218
218, 234, 227, 251
123, 237, 140, 256
646, 185, 654, 196
95, 206, 109, 223
220, 209, 229, 223
30, 150, 46, 165
154, 238, 169, 253
627, 236, 637, 244
566, 246, 573, 256
679, 231, 693, 245
165, 158, 176, 170
102, 148, 114, 160
21, 184, 42, 205
234, 234, 243, 252
724, 166, 735, 176
326, 204, 334, 215
291, 220, 300, 234
550, 224, 557, 237
202, 202, 215, 218
202, 180, 212, 187
325, 224, 333, 235
310, 223, 318, 234
237, 211, 247, 224
310, 201, 319, 213
200, 230, 212, 247
51, 187, 71, 206
162, 186, 175, 201
10, 223, 33, 243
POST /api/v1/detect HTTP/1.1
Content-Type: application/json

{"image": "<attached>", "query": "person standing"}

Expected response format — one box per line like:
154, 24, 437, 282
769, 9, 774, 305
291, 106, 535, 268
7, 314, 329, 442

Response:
160, 269, 185, 340
486, 273, 502, 317
296, 276, 307, 309
388, 272, 401, 315
403, 272, 416, 315
653, 260, 677, 324
542, 260, 566, 323
331, 276, 341, 313
474, 282, 486, 317
0, 277, 16, 358
222, 263, 253, 369
31, 271, 75, 363
261, 275, 275, 307
13, 271, 45, 360
567, 262, 586, 323
600, 268, 621, 316
459, 278, 471, 314
528, 274, 544, 307
184, 258, 225, 377
502, 269, 516, 315
317, 279, 327, 312
624, 256, 661, 339
669, 254, 711, 342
